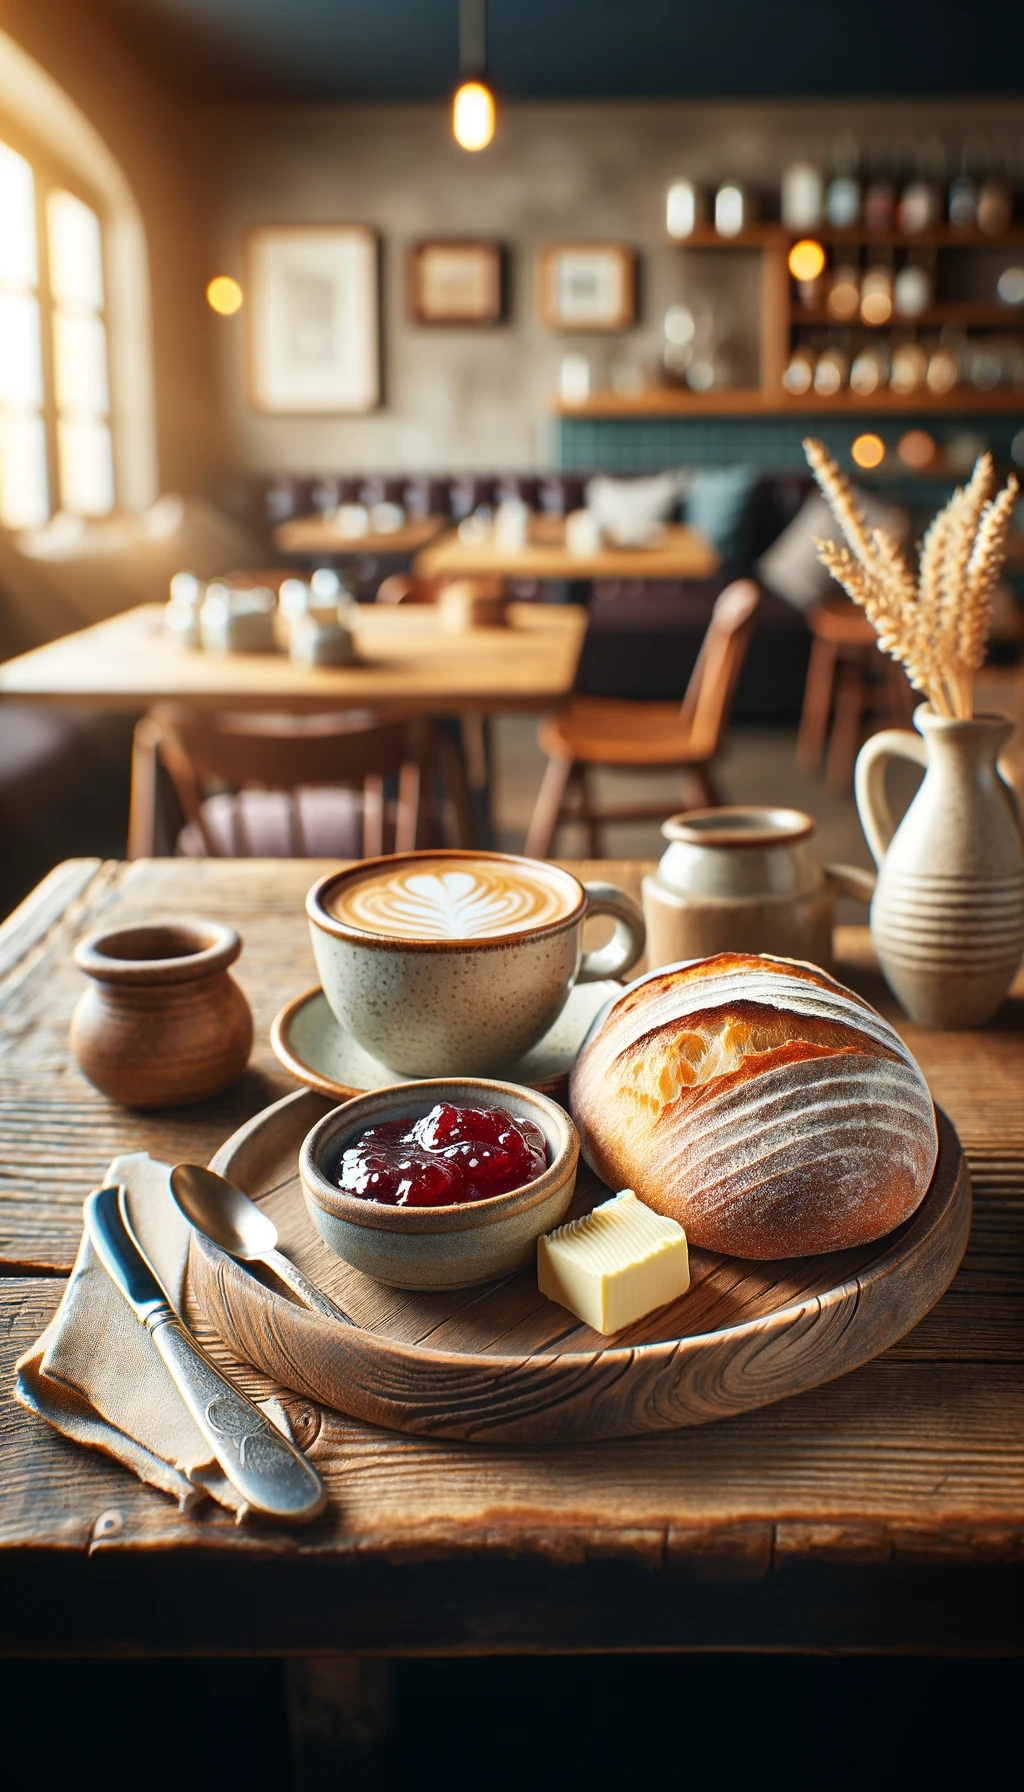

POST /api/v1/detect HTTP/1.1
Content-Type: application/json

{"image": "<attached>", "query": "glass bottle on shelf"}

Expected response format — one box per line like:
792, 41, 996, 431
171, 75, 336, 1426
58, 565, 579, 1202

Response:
896, 178, 941, 233
714, 182, 754, 237
948, 160, 979, 231
828, 260, 861, 320
977, 178, 1013, 235
894, 255, 934, 319
666, 180, 704, 240
781, 161, 824, 230
864, 173, 896, 232
861, 260, 894, 325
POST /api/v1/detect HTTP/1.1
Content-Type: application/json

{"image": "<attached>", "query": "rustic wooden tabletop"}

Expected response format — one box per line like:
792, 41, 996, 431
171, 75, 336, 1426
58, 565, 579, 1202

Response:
1, 857, 1022, 1656
413, 517, 720, 582
0, 601, 588, 714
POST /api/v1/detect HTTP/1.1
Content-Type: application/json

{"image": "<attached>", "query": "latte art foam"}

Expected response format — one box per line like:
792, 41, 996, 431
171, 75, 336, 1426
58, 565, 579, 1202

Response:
329, 858, 576, 940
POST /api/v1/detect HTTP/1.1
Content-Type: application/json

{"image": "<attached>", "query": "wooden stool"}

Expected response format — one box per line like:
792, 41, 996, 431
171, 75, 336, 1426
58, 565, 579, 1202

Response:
798, 598, 915, 793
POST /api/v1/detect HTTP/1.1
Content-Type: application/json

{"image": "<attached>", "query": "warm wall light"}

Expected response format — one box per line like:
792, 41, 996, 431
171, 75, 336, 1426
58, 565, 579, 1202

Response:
206, 275, 243, 315
898, 429, 937, 469
787, 239, 825, 281
452, 81, 495, 151
852, 433, 886, 469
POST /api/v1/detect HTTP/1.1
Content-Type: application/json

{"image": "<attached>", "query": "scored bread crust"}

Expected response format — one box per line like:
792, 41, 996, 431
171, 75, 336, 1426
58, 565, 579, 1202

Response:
569, 951, 938, 1259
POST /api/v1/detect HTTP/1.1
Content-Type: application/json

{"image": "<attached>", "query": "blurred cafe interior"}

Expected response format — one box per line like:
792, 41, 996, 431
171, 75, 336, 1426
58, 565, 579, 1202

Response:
2, 1, 1023, 1786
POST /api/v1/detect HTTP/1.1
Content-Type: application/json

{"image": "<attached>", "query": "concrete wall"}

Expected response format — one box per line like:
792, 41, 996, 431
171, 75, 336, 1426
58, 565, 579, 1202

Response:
205, 96, 1024, 477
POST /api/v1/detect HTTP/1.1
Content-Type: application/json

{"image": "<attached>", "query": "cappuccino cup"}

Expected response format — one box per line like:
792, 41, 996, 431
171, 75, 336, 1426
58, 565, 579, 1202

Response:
307, 850, 645, 1077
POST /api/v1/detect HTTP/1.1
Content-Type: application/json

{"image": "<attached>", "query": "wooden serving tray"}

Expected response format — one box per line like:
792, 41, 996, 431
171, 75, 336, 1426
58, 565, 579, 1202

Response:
185, 1088, 971, 1445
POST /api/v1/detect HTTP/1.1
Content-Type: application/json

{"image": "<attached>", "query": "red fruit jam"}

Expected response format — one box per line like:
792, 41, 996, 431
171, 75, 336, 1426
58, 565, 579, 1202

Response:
337, 1102, 548, 1208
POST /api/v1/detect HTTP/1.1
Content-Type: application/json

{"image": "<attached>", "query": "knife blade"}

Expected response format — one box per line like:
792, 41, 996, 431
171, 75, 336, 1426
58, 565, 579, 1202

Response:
84, 1186, 326, 1522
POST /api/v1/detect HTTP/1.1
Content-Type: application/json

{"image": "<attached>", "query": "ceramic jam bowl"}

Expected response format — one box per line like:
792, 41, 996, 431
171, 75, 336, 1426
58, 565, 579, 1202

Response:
298, 1078, 579, 1290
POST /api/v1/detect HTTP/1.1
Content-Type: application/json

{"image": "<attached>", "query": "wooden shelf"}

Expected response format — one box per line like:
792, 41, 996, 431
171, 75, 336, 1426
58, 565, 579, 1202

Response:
669, 224, 1024, 250
789, 303, 1024, 329
555, 387, 1024, 418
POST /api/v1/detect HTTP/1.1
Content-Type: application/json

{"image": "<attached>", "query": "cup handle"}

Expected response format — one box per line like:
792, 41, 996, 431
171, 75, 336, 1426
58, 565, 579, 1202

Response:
578, 882, 646, 984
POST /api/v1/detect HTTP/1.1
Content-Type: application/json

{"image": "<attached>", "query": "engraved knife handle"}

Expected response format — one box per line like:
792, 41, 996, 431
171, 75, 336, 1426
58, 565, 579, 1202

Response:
146, 1307, 326, 1521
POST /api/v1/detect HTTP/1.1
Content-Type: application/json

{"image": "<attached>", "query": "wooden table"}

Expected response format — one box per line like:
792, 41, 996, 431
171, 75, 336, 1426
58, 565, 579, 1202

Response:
413, 516, 720, 582
0, 601, 588, 717
2, 856, 1022, 1656
272, 514, 447, 558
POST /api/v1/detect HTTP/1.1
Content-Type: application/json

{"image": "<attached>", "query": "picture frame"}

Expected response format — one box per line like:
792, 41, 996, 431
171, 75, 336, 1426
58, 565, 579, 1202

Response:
246, 225, 379, 414
536, 242, 636, 332
410, 240, 503, 325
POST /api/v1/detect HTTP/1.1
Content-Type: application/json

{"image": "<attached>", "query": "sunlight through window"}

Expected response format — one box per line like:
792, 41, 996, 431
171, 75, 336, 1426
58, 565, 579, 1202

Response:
48, 189, 113, 515
0, 142, 48, 527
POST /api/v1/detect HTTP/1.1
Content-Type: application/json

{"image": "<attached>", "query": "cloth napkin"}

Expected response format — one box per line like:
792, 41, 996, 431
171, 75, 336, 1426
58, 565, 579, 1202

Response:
15, 1152, 301, 1519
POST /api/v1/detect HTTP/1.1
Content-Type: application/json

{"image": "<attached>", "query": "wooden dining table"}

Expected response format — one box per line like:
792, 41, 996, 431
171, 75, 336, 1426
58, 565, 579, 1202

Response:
1, 854, 1022, 1658
413, 515, 720, 582
0, 600, 588, 716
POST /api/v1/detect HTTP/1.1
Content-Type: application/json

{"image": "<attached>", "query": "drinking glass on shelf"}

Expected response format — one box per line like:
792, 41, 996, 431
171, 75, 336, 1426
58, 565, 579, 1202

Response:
813, 346, 849, 395
890, 340, 929, 394
926, 345, 960, 394
850, 345, 889, 395
783, 345, 817, 394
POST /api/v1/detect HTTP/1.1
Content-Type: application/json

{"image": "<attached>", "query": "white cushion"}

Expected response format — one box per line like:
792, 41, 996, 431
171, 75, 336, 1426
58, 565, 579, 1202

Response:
585, 471, 686, 547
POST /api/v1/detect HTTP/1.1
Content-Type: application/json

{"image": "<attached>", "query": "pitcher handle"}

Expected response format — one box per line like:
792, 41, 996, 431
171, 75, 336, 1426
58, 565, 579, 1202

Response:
578, 882, 646, 983
854, 728, 929, 868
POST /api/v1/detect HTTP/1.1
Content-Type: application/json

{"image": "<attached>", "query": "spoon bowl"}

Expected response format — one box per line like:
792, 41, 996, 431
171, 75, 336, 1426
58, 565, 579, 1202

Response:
170, 1161, 353, 1326
170, 1163, 279, 1260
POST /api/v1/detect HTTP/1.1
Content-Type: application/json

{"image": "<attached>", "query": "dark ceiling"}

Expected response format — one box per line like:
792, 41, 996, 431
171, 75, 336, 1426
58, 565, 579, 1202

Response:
85, 0, 1024, 103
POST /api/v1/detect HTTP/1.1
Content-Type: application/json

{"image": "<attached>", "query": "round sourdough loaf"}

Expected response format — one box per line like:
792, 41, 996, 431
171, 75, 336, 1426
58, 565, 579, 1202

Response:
569, 952, 938, 1258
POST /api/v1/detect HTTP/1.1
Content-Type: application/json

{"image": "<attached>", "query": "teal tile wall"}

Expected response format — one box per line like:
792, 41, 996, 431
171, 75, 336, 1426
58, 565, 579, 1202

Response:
553, 412, 1024, 499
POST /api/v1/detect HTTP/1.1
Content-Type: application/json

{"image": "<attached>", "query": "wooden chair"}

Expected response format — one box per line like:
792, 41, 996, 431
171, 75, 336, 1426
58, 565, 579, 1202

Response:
128, 708, 472, 858
797, 598, 915, 794
524, 580, 760, 859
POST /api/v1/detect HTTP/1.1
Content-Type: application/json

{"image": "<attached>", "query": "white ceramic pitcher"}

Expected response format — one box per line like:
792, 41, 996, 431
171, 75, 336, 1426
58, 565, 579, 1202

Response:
855, 704, 1024, 1028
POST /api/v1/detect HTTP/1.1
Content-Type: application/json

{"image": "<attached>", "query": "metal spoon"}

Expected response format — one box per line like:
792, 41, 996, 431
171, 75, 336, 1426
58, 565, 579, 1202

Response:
170, 1163, 352, 1326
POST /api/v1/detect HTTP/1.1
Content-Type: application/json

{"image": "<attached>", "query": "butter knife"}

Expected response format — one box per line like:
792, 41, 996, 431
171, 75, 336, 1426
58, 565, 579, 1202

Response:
84, 1185, 326, 1522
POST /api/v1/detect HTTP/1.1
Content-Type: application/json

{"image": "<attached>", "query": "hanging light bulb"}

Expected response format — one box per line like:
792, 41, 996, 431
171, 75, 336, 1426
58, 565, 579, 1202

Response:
453, 80, 495, 151
453, 0, 495, 151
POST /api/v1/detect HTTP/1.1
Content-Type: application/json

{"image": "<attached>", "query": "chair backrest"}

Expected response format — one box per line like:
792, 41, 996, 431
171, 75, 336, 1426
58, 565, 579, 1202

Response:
677, 579, 761, 757
153, 709, 429, 858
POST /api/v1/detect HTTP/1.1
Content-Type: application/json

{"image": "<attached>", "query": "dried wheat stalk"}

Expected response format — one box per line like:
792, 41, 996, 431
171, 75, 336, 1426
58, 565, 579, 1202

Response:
804, 437, 1019, 719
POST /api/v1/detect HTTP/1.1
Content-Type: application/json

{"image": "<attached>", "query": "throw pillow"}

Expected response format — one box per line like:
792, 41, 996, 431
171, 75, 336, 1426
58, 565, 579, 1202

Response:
683, 465, 759, 573
756, 488, 908, 613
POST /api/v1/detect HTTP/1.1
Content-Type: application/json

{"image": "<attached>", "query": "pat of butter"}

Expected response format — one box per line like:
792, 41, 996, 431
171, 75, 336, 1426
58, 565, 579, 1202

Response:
537, 1190, 689, 1334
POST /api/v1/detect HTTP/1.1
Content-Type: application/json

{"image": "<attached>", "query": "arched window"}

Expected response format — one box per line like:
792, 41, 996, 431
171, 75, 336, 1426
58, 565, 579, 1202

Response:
0, 28, 157, 529
0, 140, 114, 526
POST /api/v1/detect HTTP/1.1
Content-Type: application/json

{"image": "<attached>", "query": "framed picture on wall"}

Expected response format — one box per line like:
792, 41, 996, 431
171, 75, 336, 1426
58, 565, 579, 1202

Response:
246, 225, 379, 413
410, 240, 503, 324
536, 242, 636, 332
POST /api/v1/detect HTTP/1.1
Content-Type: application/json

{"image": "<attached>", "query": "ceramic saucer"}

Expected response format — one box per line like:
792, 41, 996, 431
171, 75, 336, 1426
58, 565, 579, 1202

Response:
270, 980, 622, 1101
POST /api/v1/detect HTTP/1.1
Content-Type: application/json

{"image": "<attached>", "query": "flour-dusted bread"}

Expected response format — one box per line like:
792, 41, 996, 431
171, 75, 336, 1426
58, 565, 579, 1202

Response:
569, 952, 938, 1258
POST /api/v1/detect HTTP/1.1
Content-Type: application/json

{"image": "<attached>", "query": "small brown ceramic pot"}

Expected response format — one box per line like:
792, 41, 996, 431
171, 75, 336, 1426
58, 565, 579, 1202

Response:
71, 919, 253, 1108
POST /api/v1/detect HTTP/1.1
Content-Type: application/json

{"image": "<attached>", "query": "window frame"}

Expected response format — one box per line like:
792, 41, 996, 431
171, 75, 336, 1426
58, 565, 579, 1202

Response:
0, 111, 115, 524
